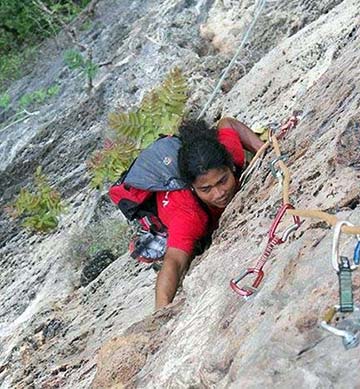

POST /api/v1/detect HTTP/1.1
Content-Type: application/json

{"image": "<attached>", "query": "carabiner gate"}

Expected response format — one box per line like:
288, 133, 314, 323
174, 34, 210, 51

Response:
332, 220, 358, 272
269, 155, 288, 179
269, 203, 301, 243
230, 204, 301, 299
230, 268, 264, 297
281, 223, 300, 242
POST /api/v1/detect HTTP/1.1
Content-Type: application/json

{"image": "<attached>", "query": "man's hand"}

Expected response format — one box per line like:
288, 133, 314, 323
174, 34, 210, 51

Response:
218, 117, 264, 153
155, 247, 192, 310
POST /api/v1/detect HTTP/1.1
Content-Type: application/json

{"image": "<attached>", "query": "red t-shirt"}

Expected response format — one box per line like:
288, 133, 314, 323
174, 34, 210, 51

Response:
157, 127, 244, 254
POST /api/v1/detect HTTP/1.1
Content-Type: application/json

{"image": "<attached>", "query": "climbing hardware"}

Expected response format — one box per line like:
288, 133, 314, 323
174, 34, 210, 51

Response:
321, 306, 360, 350
231, 113, 302, 297
332, 221, 358, 312
234, 125, 360, 349
231, 112, 360, 313
230, 203, 301, 297
319, 221, 360, 350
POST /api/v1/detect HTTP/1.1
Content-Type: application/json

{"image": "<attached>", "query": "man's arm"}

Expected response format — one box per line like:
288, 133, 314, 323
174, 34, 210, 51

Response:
217, 117, 264, 154
155, 247, 192, 310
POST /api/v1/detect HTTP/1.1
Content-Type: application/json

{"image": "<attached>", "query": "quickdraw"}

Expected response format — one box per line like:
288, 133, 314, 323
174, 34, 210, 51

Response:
233, 109, 360, 341
331, 220, 359, 313
332, 220, 358, 272
338, 256, 354, 313
319, 221, 360, 350
269, 155, 289, 189
238, 111, 301, 189
230, 203, 301, 297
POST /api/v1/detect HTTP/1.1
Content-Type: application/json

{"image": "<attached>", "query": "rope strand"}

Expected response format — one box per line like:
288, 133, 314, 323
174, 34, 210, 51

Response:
271, 126, 360, 235
197, 0, 267, 120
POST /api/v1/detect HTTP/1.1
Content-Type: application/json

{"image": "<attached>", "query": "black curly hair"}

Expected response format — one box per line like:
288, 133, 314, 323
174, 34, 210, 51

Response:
178, 119, 234, 184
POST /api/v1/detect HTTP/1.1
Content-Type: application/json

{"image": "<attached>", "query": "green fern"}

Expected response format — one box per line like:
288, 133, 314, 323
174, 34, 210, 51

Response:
108, 111, 148, 145
7, 166, 64, 232
88, 138, 138, 189
109, 67, 187, 148
89, 67, 188, 188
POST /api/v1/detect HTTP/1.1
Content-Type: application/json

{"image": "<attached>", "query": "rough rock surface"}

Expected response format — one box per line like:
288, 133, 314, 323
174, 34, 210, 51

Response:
0, 0, 359, 388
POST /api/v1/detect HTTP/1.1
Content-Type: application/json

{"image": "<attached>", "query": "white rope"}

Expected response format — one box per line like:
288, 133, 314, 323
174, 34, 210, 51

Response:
197, 0, 267, 120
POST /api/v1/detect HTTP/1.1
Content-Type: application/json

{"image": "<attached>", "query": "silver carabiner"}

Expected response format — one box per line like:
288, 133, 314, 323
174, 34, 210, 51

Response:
320, 306, 360, 350
332, 220, 357, 272
320, 321, 358, 349
281, 223, 301, 242
269, 155, 288, 178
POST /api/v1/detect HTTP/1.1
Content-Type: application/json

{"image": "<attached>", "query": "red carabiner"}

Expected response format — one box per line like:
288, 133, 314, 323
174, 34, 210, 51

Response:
269, 203, 301, 243
230, 204, 301, 298
230, 268, 264, 297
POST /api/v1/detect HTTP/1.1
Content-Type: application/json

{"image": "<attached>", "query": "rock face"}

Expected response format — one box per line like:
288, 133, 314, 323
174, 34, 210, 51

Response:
0, 0, 359, 388
80, 250, 116, 287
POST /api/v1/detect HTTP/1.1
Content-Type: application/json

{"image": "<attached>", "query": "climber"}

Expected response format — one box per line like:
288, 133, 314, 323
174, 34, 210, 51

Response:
109, 116, 263, 309
154, 117, 264, 309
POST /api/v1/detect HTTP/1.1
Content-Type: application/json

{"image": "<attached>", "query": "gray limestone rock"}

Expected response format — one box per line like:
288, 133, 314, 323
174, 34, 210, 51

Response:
0, 0, 360, 388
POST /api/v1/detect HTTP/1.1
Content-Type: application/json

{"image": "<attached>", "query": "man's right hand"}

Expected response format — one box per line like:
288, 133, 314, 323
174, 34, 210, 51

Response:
155, 247, 192, 310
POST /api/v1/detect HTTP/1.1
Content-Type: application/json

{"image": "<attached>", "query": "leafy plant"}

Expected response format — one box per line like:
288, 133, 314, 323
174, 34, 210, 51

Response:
18, 84, 60, 109
0, 93, 10, 109
108, 67, 187, 148
87, 138, 139, 189
0, 1, 91, 91
79, 19, 93, 32
64, 49, 85, 70
0, 53, 24, 91
7, 166, 64, 232
0, 46, 38, 92
64, 49, 98, 87
89, 67, 188, 188
48, 1, 83, 23
0, 1, 92, 56
47, 84, 61, 97
84, 60, 98, 82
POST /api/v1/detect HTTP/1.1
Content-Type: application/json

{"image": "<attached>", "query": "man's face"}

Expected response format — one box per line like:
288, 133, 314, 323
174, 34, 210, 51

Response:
192, 166, 237, 209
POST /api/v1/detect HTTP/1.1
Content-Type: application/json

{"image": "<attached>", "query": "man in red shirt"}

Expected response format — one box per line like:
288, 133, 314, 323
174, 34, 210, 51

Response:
155, 117, 263, 309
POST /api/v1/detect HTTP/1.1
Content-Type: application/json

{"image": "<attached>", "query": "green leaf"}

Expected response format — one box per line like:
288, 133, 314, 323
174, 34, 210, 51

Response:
0, 93, 10, 109
64, 49, 85, 70
90, 67, 188, 188
8, 166, 64, 233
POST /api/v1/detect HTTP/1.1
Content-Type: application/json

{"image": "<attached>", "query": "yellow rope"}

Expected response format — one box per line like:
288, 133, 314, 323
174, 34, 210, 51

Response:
271, 135, 290, 204
287, 209, 360, 234
239, 140, 270, 184
268, 131, 360, 235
